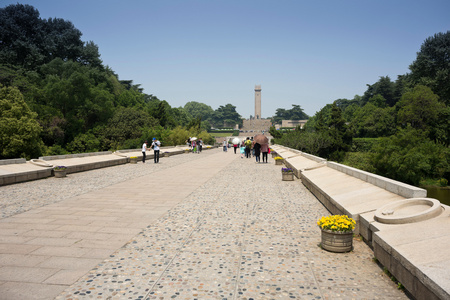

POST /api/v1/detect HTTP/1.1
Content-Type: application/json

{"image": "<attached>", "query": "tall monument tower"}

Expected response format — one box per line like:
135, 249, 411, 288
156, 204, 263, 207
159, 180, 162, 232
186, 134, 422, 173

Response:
254, 85, 261, 119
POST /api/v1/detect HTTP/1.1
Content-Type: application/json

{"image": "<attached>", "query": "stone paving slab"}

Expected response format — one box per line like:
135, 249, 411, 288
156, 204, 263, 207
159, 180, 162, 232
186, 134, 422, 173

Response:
0, 150, 236, 299
45, 151, 407, 300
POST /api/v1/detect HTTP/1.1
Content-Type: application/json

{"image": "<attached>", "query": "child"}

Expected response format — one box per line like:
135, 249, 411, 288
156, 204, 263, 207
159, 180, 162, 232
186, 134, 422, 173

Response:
240, 144, 245, 158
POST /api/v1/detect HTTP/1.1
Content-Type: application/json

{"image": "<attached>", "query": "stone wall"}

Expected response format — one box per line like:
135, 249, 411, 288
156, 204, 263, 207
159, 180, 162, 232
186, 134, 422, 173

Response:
242, 119, 272, 132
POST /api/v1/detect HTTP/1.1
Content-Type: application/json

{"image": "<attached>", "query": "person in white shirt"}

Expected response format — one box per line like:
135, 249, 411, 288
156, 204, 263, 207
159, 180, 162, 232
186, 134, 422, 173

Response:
223, 139, 227, 152
142, 141, 148, 163
151, 138, 161, 163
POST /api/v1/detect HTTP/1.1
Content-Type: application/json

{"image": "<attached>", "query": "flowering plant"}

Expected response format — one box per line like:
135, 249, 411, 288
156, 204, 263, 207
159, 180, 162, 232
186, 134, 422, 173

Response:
130, 156, 138, 159
317, 215, 355, 232
274, 156, 283, 160
281, 168, 293, 173
53, 166, 67, 171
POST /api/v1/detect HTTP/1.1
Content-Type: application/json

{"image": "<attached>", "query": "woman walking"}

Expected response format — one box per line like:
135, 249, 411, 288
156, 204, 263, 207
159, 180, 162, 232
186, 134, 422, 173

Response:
254, 142, 261, 163
261, 143, 269, 163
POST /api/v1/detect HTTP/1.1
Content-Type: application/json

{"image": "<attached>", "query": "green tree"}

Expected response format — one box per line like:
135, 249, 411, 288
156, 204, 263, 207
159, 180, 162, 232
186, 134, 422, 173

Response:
361, 76, 397, 107
212, 104, 242, 127
0, 4, 89, 70
272, 104, 309, 124
409, 31, 450, 105
184, 101, 214, 121
397, 85, 444, 131
429, 106, 450, 146
326, 102, 353, 161
0, 4, 45, 69
370, 126, 449, 185
352, 103, 396, 138
269, 125, 282, 139
171, 107, 191, 127
0, 85, 42, 159
102, 107, 157, 149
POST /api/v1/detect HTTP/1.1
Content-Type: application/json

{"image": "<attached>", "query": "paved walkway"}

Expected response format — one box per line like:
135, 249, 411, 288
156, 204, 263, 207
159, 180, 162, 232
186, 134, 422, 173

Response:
0, 149, 408, 299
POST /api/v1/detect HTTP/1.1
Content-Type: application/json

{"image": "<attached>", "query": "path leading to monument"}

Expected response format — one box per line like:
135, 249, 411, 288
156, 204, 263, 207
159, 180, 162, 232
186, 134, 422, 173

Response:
0, 149, 408, 299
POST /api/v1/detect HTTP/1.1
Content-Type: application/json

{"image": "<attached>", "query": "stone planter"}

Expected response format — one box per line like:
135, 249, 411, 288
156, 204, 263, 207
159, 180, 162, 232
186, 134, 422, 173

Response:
54, 170, 66, 178
275, 159, 283, 165
281, 172, 294, 181
129, 158, 138, 164
321, 229, 353, 253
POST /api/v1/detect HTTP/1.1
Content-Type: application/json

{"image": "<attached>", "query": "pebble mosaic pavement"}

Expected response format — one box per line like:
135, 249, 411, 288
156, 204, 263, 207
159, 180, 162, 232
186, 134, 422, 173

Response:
53, 149, 408, 300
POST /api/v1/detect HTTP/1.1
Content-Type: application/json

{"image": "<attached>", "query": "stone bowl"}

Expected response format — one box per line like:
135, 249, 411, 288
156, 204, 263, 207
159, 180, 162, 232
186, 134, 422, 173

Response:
374, 198, 443, 224
29, 159, 53, 168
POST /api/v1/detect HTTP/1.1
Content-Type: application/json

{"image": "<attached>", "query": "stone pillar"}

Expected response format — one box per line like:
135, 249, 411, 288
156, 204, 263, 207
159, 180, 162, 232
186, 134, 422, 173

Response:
255, 85, 261, 119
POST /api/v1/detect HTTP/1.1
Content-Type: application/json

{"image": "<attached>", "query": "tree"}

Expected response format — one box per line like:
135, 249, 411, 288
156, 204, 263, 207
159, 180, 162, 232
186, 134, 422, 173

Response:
42, 17, 83, 63
212, 104, 242, 127
183, 101, 214, 121
397, 85, 444, 131
272, 104, 309, 124
370, 126, 449, 185
102, 107, 157, 149
0, 4, 45, 68
0, 4, 89, 70
154, 100, 176, 128
326, 102, 353, 161
361, 76, 397, 107
0, 85, 42, 159
409, 31, 450, 105
352, 103, 396, 138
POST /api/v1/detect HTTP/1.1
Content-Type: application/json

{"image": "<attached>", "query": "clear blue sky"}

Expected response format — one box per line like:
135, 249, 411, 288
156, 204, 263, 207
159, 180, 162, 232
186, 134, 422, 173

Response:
2, 0, 450, 118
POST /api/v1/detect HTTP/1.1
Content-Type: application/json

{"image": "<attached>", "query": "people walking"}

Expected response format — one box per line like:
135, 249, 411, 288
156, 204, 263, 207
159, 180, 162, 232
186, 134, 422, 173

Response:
240, 144, 245, 158
142, 140, 148, 163
192, 139, 197, 153
251, 137, 255, 157
198, 138, 203, 153
261, 143, 269, 163
151, 138, 161, 163
186, 138, 191, 150
244, 137, 252, 158
254, 142, 261, 163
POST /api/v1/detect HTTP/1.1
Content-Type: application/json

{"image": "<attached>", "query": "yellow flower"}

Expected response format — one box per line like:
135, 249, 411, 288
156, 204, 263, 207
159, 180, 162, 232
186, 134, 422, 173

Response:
317, 214, 355, 232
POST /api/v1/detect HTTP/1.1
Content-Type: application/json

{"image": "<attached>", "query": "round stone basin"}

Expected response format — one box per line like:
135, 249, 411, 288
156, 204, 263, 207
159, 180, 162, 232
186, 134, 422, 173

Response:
374, 198, 443, 224
29, 159, 53, 168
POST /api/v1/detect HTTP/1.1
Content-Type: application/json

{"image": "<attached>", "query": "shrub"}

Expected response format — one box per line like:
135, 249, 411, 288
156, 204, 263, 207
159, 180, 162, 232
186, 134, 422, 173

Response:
351, 138, 381, 152
370, 126, 450, 185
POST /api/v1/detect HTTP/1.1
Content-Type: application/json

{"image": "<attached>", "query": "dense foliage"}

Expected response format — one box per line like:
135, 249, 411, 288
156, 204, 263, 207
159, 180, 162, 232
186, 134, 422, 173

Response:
271, 104, 309, 124
275, 31, 450, 185
0, 4, 241, 159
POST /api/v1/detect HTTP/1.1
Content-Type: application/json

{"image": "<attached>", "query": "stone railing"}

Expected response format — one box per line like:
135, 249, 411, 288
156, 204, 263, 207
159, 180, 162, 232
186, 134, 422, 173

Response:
39, 151, 112, 161
0, 158, 26, 165
326, 161, 426, 198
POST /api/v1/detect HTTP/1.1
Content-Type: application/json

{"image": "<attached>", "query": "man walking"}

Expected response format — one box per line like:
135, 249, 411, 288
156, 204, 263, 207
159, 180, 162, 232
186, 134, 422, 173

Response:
142, 140, 148, 163
244, 137, 252, 158
151, 138, 161, 163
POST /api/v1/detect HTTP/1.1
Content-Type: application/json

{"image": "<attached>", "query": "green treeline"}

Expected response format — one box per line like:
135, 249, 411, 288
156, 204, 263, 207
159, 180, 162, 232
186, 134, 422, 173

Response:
0, 4, 242, 159
273, 31, 450, 186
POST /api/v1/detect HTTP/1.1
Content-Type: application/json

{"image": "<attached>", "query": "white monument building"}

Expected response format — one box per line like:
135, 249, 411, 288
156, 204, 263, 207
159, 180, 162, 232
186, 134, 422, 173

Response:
242, 85, 271, 133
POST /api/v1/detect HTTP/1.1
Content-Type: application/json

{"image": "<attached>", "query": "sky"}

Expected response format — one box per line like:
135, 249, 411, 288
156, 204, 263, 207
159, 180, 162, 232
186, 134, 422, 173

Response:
2, 0, 450, 118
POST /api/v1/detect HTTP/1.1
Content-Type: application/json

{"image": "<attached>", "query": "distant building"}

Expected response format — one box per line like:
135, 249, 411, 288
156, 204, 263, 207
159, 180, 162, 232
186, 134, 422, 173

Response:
281, 120, 308, 129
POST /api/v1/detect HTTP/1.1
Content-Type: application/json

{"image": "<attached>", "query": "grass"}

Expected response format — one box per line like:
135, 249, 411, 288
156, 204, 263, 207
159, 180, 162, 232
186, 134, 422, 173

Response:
372, 257, 405, 291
